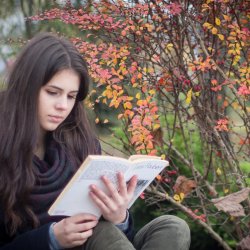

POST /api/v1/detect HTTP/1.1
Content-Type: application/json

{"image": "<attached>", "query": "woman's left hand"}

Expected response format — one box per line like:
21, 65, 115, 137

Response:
89, 172, 137, 224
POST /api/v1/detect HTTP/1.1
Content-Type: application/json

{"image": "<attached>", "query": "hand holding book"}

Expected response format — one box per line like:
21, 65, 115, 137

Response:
89, 172, 138, 224
49, 155, 169, 217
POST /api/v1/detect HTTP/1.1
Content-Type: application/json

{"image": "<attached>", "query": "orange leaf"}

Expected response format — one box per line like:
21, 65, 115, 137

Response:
173, 176, 196, 196
212, 27, 218, 35
124, 101, 132, 109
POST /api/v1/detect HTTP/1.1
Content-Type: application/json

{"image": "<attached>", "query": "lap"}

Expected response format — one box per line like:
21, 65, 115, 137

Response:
68, 215, 190, 250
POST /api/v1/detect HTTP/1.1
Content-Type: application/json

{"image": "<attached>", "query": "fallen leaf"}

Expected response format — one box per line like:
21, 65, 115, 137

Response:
211, 188, 250, 217
173, 176, 197, 196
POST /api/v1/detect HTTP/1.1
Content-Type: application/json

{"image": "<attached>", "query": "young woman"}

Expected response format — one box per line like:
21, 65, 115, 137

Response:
0, 33, 191, 250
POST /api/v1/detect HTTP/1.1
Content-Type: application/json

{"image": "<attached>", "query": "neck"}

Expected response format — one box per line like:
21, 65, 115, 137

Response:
35, 130, 47, 160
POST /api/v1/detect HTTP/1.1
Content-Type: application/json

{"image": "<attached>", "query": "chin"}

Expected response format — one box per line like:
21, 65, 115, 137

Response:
43, 124, 60, 132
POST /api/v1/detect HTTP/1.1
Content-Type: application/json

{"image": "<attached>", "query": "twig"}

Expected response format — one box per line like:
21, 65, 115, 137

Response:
147, 187, 232, 250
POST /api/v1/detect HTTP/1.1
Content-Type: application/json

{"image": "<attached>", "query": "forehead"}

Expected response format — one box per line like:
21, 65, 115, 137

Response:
45, 69, 80, 91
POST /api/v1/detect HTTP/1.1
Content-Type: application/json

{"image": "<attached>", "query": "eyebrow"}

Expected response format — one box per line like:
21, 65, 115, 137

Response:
46, 85, 79, 93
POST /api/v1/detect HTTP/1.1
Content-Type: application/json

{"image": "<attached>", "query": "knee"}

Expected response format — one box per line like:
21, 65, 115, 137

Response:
86, 221, 134, 250
155, 215, 191, 249
158, 215, 190, 233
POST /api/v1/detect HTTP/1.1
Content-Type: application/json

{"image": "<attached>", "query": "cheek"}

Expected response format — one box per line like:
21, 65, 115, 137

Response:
66, 102, 76, 116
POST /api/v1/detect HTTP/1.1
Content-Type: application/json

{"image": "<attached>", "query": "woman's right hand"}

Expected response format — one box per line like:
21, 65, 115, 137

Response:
53, 213, 98, 248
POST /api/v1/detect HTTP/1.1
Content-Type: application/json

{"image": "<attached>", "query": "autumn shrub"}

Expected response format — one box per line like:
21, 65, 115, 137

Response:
31, 0, 250, 249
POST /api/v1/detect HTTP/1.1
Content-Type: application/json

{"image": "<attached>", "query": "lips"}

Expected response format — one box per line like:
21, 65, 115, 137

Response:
48, 115, 64, 123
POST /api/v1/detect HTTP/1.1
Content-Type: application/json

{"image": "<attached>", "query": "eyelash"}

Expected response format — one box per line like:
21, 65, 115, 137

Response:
46, 90, 55, 95
68, 95, 77, 100
46, 90, 77, 100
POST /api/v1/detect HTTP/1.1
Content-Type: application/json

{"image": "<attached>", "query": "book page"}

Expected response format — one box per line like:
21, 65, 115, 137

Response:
125, 159, 169, 207
128, 155, 161, 161
49, 156, 130, 217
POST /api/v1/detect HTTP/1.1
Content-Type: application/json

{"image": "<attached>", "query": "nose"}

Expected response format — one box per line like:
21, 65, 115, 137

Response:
55, 96, 68, 110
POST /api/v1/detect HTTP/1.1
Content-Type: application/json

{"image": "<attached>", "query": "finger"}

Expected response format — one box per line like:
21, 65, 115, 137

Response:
70, 229, 93, 244
116, 172, 127, 197
73, 220, 98, 233
90, 184, 115, 206
101, 175, 121, 201
89, 188, 113, 214
77, 229, 93, 240
68, 213, 98, 224
127, 175, 138, 196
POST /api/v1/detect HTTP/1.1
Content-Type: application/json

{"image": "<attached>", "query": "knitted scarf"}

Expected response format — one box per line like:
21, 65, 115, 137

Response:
30, 137, 77, 226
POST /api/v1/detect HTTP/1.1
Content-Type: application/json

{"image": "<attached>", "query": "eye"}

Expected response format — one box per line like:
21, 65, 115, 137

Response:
68, 95, 77, 100
46, 90, 58, 96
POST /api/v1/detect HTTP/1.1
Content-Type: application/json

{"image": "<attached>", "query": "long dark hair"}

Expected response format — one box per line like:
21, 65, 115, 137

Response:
0, 33, 98, 235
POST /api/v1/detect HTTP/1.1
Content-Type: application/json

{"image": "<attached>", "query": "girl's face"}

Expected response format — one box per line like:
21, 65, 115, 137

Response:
38, 69, 80, 133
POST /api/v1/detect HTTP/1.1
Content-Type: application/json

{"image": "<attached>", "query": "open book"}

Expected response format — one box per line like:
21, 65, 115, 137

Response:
48, 155, 169, 217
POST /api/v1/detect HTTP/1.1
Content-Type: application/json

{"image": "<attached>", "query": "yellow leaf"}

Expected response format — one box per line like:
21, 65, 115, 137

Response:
232, 102, 239, 109
194, 91, 200, 97
186, 88, 192, 104
216, 168, 222, 175
103, 119, 109, 124
215, 18, 221, 26
165, 43, 174, 51
235, 49, 241, 55
161, 154, 166, 160
212, 27, 218, 35
228, 50, 236, 55
173, 193, 185, 203
173, 194, 181, 202
136, 93, 141, 99
203, 22, 213, 29
179, 193, 185, 201
149, 89, 156, 95
218, 34, 224, 40
153, 123, 160, 131
224, 189, 229, 194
